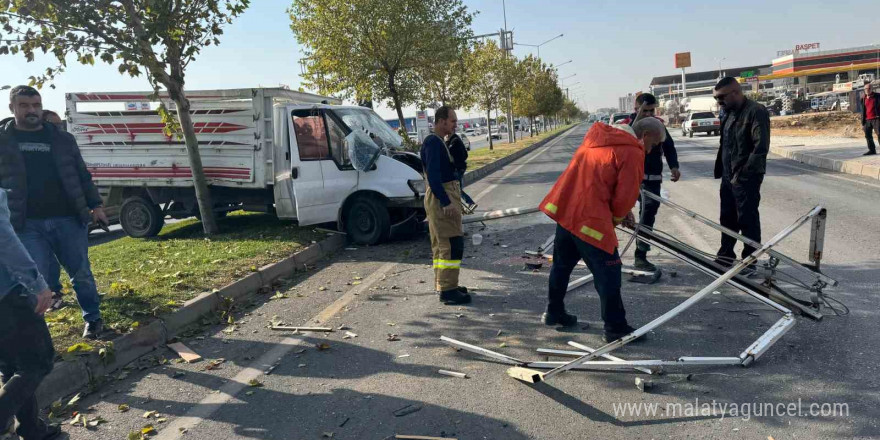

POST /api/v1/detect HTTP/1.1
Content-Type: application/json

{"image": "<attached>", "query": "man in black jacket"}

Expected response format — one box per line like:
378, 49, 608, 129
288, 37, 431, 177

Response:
627, 93, 680, 272
861, 82, 880, 156
0, 86, 108, 339
712, 77, 770, 269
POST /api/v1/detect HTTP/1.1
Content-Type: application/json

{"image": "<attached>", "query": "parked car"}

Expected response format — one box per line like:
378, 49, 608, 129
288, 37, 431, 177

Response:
681, 111, 721, 137
609, 112, 630, 125
459, 133, 472, 151
486, 128, 502, 141
464, 128, 476, 137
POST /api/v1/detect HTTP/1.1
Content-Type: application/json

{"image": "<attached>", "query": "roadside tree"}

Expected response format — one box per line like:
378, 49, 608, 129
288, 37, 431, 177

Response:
0, 0, 251, 235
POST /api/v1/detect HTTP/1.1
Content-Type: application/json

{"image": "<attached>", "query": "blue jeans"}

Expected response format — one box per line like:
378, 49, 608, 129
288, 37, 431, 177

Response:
547, 224, 629, 332
17, 217, 101, 322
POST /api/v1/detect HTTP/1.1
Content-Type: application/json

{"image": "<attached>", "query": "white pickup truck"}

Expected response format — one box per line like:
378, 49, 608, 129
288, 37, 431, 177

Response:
66, 88, 427, 244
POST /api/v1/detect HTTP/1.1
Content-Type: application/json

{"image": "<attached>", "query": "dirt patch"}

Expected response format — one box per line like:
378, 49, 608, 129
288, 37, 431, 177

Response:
771, 111, 863, 138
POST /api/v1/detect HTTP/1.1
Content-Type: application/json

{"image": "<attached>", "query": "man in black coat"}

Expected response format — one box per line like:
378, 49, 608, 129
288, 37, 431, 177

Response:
0, 86, 108, 339
861, 82, 880, 156
712, 77, 770, 270
627, 93, 680, 272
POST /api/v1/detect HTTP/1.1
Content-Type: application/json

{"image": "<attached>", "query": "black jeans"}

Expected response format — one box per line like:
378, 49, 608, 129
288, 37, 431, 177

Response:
718, 175, 764, 261
636, 180, 662, 256
547, 225, 629, 332
865, 118, 880, 153
0, 290, 55, 439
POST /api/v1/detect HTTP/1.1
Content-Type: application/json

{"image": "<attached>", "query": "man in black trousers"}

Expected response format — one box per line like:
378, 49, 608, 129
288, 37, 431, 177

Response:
0, 187, 59, 440
861, 82, 880, 156
712, 77, 770, 272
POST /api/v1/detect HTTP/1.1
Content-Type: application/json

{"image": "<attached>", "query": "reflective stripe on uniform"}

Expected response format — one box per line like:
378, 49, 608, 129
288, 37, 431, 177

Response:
544, 202, 558, 214
580, 225, 604, 241
643, 174, 662, 181
433, 259, 462, 269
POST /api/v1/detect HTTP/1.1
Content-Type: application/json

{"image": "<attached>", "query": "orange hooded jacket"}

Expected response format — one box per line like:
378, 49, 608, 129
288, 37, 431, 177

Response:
540, 123, 645, 255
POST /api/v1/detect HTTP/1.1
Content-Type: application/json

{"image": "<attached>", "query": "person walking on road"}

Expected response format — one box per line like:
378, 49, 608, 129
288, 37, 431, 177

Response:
626, 92, 680, 272
539, 114, 666, 342
712, 77, 770, 270
0, 188, 61, 440
861, 82, 880, 156
421, 106, 471, 305
0, 86, 108, 339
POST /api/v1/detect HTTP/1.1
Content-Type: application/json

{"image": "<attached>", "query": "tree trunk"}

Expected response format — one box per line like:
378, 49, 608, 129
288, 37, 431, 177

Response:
389, 76, 407, 138
170, 88, 218, 235
487, 107, 493, 151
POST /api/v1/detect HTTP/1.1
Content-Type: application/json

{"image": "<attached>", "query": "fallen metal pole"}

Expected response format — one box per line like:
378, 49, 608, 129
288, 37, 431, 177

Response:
462, 206, 540, 224
640, 190, 837, 287
567, 274, 594, 291
619, 226, 822, 321
535, 206, 822, 382
739, 314, 797, 365
440, 336, 524, 365
566, 341, 654, 374
526, 357, 743, 369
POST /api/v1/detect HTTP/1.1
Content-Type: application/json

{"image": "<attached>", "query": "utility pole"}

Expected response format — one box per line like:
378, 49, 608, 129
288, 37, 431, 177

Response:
503, 0, 515, 143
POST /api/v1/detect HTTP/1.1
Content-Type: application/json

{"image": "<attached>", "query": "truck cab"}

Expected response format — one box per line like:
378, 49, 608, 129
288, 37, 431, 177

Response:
274, 104, 426, 244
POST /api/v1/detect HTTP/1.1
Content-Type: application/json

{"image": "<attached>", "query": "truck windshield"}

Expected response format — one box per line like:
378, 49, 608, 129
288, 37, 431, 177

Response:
334, 108, 404, 151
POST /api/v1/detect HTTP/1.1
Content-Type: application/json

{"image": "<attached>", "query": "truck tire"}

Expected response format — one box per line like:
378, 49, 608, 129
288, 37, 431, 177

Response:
120, 197, 164, 238
344, 196, 390, 245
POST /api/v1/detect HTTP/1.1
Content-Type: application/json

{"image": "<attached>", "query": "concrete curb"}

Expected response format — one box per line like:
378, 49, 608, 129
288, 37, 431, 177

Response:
35, 233, 346, 407
462, 126, 576, 186
770, 145, 880, 181
34, 128, 580, 406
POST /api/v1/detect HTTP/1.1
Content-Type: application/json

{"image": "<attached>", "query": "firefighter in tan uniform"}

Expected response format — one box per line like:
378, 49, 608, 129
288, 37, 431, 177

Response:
420, 106, 471, 305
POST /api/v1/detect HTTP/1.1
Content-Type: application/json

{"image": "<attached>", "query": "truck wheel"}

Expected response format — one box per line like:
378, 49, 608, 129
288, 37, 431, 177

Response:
120, 197, 164, 238
345, 197, 390, 245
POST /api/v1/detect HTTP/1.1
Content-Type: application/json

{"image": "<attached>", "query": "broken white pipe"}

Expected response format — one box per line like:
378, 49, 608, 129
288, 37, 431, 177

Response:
567, 274, 594, 291
539, 205, 822, 381
462, 206, 540, 224
566, 341, 654, 374
641, 190, 837, 287
439, 336, 524, 365
438, 369, 468, 379
739, 313, 797, 364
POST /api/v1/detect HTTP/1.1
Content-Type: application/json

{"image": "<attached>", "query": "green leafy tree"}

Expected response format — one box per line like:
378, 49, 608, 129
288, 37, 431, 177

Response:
0, 0, 250, 235
512, 56, 543, 135
289, 0, 474, 130
468, 40, 513, 150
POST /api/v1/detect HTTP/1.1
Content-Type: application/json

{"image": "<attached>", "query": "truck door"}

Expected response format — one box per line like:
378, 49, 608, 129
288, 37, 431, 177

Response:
288, 108, 332, 225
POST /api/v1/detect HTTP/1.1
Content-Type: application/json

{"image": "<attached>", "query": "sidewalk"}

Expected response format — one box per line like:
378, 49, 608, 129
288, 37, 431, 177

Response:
770, 135, 880, 180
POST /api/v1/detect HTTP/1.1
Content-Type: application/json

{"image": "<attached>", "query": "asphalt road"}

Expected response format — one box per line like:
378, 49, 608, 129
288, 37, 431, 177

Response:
59, 124, 880, 439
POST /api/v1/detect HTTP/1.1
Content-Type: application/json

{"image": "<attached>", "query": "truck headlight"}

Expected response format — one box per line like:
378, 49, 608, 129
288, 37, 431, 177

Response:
408, 179, 426, 196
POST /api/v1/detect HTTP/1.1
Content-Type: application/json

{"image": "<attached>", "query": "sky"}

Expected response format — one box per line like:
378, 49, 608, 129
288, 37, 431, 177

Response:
1, 0, 877, 121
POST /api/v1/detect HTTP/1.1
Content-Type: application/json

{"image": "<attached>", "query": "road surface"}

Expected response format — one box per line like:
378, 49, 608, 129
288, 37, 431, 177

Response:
60, 124, 879, 439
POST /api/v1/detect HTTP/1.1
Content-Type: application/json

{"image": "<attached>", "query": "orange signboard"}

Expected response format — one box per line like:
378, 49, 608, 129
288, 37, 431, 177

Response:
675, 52, 691, 69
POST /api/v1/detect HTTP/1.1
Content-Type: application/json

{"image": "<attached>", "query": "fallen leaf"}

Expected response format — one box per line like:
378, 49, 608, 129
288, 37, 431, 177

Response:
245, 391, 255, 396
318, 286, 327, 291
269, 292, 289, 300
315, 343, 331, 351
248, 379, 264, 387
323, 432, 334, 438
143, 410, 157, 419
118, 404, 130, 412
142, 425, 156, 435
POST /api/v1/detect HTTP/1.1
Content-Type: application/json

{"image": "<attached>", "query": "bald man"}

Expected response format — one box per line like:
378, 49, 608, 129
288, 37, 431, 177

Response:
712, 77, 770, 272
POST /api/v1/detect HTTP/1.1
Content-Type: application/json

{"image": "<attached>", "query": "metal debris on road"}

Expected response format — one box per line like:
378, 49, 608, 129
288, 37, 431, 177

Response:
270, 325, 334, 332
395, 436, 458, 440
393, 404, 423, 417
387, 334, 401, 341
343, 331, 358, 339
438, 369, 468, 379
635, 377, 653, 392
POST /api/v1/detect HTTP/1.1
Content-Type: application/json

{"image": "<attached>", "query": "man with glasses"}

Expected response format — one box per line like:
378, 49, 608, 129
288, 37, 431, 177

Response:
712, 77, 770, 273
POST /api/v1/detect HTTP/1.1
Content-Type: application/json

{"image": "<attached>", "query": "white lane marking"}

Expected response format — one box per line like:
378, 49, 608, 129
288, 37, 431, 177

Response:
471, 127, 578, 203
155, 261, 400, 440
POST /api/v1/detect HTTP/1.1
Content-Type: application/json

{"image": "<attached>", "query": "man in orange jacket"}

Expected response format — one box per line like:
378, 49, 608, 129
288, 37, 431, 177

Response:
539, 116, 667, 342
